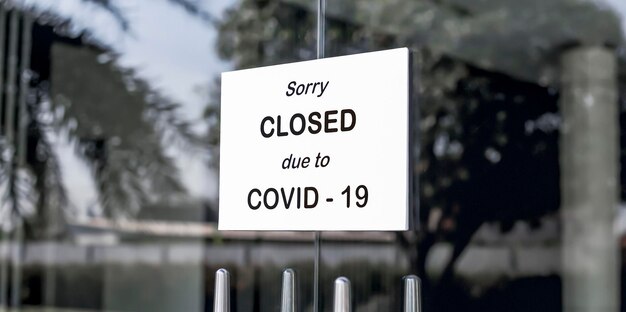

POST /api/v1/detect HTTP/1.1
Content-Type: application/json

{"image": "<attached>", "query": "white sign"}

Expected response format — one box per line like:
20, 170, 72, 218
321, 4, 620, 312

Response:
219, 48, 411, 231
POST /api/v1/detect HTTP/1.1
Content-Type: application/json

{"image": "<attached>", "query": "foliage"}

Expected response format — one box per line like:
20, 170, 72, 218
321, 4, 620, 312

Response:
0, 3, 210, 238
47, 40, 206, 220
213, 0, 561, 281
81, 0, 218, 27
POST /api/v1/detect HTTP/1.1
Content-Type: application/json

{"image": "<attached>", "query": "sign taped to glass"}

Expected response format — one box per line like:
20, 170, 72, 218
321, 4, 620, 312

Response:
219, 48, 411, 231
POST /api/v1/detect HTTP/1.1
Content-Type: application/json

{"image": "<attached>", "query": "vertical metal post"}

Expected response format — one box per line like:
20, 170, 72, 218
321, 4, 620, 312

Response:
10, 220, 21, 308
316, 0, 325, 59
332, 277, 350, 312
0, 5, 7, 309
214, 269, 230, 312
314, 1, 325, 311
281, 269, 297, 312
560, 46, 619, 312
11, 13, 32, 310
5, 7, 17, 147
3, 9, 18, 309
0, 236, 5, 311
403, 275, 421, 312
313, 232, 321, 312
18, 13, 31, 169
0, 5, 6, 131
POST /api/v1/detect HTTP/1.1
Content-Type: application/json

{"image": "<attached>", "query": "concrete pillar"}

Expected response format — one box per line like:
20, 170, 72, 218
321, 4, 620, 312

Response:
560, 46, 619, 312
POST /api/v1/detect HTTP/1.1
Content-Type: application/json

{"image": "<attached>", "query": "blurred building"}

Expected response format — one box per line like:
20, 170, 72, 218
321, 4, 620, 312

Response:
0, 1, 624, 312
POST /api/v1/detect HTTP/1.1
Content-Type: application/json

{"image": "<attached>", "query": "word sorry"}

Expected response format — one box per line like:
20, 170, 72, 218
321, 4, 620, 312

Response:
285, 80, 329, 97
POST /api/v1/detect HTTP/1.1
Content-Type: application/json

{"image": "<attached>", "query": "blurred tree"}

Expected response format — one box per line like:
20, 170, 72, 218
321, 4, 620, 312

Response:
82, 0, 219, 27
0, 4, 208, 239
211, 0, 562, 289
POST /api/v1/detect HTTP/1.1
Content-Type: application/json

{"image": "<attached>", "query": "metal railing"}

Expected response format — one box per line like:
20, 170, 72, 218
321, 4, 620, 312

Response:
212, 268, 421, 312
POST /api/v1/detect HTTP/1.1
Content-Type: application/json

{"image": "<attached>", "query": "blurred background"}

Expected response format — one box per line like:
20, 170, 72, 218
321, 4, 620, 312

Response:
0, 0, 623, 311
